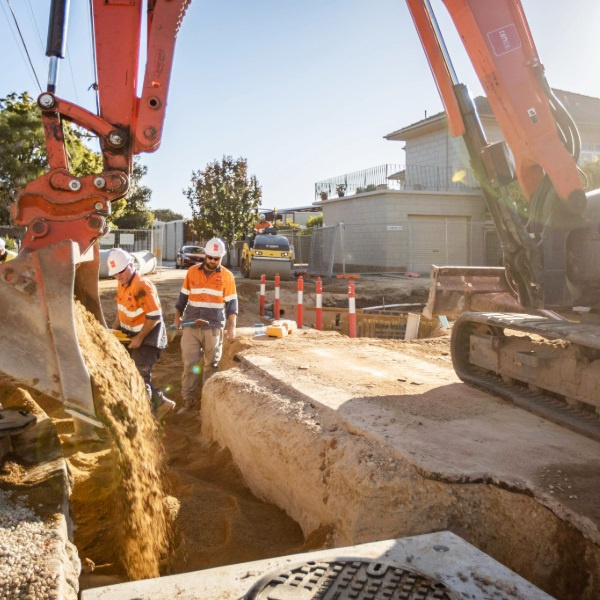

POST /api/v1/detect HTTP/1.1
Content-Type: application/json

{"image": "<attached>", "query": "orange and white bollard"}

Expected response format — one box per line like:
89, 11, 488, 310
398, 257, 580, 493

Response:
296, 276, 304, 329
274, 274, 281, 319
315, 277, 323, 331
348, 280, 357, 338
259, 274, 266, 317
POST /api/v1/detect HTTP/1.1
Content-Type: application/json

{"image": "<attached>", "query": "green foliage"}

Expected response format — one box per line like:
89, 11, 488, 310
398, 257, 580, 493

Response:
581, 161, 600, 190
0, 92, 47, 224
305, 214, 323, 228
111, 160, 154, 228
1, 235, 18, 251
153, 208, 184, 222
185, 156, 262, 263
282, 218, 302, 232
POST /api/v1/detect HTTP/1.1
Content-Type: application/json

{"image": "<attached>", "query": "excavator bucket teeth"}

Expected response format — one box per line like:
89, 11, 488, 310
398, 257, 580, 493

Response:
422, 265, 523, 318
0, 241, 101, 427
249, 259, 292, 281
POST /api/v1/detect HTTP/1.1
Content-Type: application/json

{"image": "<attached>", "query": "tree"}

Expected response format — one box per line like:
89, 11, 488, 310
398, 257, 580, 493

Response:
153, 208, 184, 222
184, 156, 262, 265
111, 160, 155, 229
0, 92, 48, 224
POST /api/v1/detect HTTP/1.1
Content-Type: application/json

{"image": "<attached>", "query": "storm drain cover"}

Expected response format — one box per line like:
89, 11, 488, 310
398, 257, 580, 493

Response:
244, 557, 459, 599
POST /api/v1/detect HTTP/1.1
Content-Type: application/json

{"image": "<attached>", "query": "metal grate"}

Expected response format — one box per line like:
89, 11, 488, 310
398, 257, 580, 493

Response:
244, 557, 459, 600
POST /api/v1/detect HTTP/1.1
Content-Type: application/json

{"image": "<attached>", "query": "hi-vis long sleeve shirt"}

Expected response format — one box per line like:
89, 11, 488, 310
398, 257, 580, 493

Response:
115, 271, 167, 348
175, 264, 238, 328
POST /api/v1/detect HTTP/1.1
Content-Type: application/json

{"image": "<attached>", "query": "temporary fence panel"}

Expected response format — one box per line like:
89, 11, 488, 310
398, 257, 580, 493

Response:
100, 229, 154, 253
311, 220, 499, 276
308, 225, 339, 279
276, 229, 313, 265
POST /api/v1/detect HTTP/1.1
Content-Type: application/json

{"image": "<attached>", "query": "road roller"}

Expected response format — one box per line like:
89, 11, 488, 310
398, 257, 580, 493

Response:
240, 230, 294, 281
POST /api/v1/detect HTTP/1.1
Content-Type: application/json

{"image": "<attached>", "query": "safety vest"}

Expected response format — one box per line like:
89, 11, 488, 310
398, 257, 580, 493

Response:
178, 265, 237, 328
115, 271, 165, 347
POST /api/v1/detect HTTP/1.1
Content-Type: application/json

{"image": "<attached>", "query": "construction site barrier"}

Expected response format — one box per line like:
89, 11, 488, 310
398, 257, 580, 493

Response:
348, 280, 357, 338
296, 276, 304, 328
315, 277, 323, 331
259, 274, 266, 317
274, 274, 281, 319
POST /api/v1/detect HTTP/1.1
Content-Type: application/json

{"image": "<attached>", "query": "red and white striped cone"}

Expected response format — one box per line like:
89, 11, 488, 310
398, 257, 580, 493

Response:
259, 274, 266, 317
348, 280, 357, 338
315, 277, 323, 331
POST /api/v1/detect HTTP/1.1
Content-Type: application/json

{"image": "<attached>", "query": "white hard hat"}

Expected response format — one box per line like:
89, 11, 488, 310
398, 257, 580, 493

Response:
204, 237, 227, 258
107, 248, 134, 276
0, 239, 5, 249
259, 213, 266, 219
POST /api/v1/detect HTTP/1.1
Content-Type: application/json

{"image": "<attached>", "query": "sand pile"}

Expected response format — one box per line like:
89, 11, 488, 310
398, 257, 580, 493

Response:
73, 302, 170, 580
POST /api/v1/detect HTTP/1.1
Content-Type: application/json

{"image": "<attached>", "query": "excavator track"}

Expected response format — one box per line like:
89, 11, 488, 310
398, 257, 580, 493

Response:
451, 312, 600, 442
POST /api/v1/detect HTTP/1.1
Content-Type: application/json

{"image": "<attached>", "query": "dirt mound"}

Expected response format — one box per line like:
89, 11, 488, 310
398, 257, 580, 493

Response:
72, 303, 170, 580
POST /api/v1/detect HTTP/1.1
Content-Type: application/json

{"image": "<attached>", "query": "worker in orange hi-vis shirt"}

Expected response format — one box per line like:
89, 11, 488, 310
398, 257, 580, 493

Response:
253, 213, 272, 233
108, 248, 175, 420
173, 237, 237, 414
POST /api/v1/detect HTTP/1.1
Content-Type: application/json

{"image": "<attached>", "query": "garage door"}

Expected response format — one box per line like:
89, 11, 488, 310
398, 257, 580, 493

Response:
408, 216, 469, 273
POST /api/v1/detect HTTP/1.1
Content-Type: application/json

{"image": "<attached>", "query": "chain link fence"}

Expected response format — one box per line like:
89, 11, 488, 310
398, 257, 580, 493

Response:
303, 221, 502, 279
100, 228, 164, 270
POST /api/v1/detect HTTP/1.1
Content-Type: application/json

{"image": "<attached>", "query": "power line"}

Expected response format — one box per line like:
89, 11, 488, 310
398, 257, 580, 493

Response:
3, 0, 42, 92
23, 0, 45, 56
0, 0, 39, 92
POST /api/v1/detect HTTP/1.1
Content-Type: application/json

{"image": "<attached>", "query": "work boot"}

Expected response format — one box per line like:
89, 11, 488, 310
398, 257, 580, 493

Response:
154, 398, 176, 420
177, 399, 197, 414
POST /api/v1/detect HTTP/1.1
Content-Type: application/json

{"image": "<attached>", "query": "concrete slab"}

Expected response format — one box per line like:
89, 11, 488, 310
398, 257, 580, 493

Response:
82, 531, 553, 599
197, 332, 600, 598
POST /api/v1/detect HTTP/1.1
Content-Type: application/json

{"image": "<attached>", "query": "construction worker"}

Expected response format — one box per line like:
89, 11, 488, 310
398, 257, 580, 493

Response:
174, 237, 238, 413
0, 238, 17, 262
108, 248, 175, 419
253, 213, 272, 234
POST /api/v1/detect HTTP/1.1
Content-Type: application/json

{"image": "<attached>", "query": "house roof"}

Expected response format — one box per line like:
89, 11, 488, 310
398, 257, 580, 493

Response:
385, 89, 600, 141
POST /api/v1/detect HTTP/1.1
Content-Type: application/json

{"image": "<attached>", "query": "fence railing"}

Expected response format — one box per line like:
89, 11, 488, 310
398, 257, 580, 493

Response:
315, 164, 480, 199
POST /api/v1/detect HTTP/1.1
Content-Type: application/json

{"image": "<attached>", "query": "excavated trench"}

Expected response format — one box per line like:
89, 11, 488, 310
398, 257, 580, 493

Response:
2, 275, 599, 599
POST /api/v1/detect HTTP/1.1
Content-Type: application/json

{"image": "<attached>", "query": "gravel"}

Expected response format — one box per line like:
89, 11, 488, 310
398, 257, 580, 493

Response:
0, 489, 61, 599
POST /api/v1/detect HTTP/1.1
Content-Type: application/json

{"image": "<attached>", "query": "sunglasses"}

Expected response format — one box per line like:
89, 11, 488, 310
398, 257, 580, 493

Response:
205, 255, 220, 262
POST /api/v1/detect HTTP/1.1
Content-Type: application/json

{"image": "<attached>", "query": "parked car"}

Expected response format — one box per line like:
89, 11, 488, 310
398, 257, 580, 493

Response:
176, 245, 205, 269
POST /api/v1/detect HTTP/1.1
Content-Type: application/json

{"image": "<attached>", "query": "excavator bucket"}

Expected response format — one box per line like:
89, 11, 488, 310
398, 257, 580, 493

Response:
0, 241, 102, 429
422, 265, 523, 319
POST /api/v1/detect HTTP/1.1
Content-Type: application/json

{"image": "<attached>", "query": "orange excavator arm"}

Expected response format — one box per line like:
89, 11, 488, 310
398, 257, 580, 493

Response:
407, 0, 597, 311
409, 1, 600, 439
407, 0, 586, 211
0, 0, 190, 431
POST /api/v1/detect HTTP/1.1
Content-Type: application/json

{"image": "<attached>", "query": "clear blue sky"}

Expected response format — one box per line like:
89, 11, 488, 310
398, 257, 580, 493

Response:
2, 0, 600, 217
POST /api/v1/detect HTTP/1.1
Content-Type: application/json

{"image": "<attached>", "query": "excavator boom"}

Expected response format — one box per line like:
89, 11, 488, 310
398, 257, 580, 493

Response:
0, 0, 190, 431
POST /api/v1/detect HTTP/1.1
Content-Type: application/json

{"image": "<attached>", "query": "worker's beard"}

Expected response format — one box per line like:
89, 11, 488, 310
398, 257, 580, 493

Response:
204, 260, 220, 271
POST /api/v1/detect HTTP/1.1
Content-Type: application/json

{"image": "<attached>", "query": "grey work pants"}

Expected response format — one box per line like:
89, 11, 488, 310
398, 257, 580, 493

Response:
180, 326, 223, 404
129, 344, 167, 410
